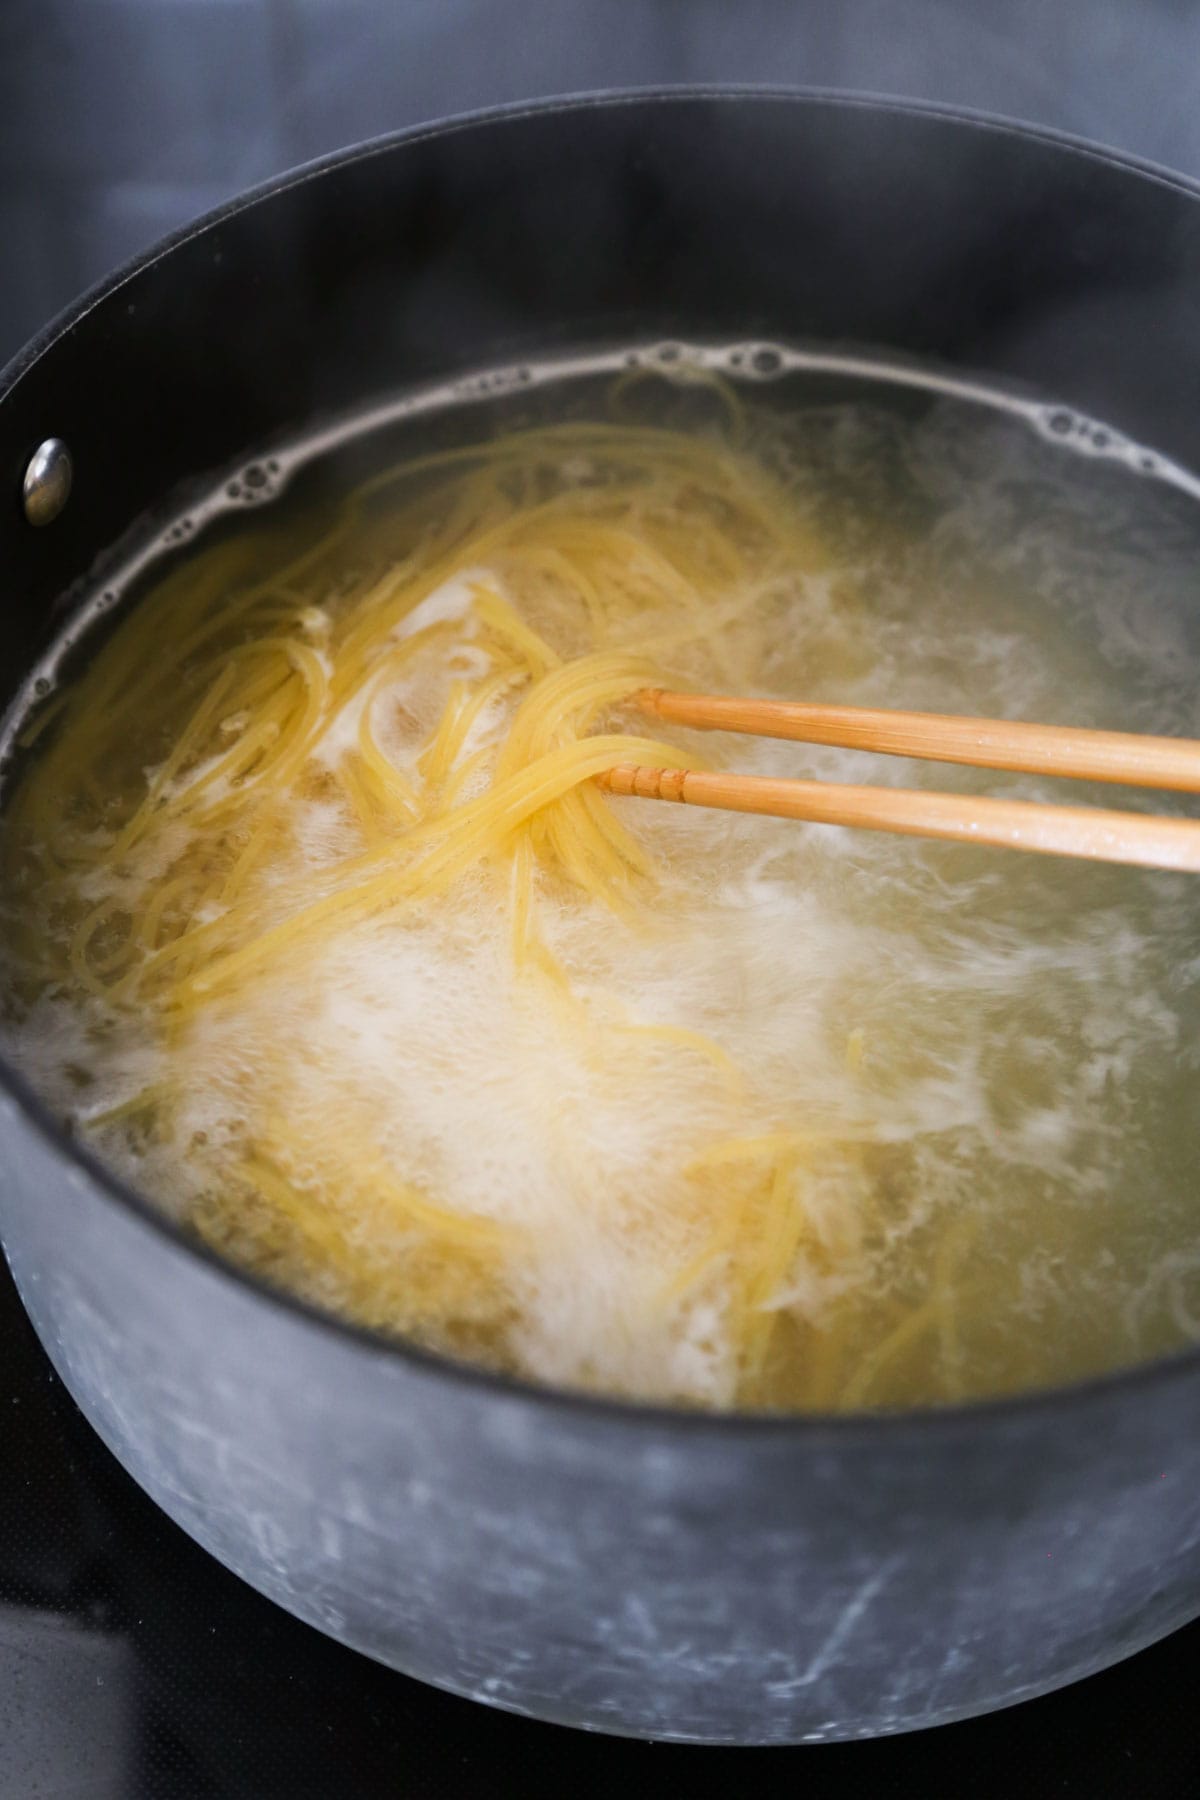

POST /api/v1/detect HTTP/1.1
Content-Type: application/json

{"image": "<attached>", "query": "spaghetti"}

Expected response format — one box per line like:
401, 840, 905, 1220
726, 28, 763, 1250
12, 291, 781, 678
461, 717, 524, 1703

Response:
4, 397, 1198, 1411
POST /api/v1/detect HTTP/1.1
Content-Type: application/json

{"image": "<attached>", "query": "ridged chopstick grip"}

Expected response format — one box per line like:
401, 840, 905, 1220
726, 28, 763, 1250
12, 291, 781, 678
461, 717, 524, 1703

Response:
599, 765, 1200, 872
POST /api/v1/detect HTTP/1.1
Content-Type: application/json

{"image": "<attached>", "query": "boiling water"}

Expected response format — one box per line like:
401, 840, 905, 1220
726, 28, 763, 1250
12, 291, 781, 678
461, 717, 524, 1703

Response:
4, 344, 1200, 1413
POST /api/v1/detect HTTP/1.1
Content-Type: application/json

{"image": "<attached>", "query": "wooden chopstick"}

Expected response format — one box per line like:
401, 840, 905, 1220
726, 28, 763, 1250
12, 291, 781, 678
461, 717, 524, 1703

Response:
597, 765, 1200, 872
636, 688, 1200, 793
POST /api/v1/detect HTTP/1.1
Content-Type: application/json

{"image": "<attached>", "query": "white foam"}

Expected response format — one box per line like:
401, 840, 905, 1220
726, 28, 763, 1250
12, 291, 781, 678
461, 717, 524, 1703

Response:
394, 569, 485, 639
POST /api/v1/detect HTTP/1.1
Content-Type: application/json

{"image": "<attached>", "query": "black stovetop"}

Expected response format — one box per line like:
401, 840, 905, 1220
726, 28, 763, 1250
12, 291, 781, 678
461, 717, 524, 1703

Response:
2, 1253, 1197, 1798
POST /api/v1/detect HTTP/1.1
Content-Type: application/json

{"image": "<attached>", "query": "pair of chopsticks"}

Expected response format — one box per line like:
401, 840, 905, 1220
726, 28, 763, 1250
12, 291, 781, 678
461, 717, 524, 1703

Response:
595, 689, 1200, 871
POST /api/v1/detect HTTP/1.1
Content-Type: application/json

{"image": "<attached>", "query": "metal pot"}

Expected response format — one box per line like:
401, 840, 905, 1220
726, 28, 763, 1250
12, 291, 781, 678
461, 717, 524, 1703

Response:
2, 92, 1200, 1745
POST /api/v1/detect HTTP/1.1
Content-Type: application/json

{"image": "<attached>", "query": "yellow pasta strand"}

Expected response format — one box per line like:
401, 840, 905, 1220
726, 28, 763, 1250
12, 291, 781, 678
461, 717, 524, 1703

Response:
2, 411, 918, 1408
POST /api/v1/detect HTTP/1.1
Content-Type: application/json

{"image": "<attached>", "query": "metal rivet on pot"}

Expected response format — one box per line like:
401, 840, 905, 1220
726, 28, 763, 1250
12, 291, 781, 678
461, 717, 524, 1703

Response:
23, 438, 73, 527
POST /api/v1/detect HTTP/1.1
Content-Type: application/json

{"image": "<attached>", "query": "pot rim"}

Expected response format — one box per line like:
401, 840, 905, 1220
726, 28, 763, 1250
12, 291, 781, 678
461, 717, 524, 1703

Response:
4, 82, 1200, 1441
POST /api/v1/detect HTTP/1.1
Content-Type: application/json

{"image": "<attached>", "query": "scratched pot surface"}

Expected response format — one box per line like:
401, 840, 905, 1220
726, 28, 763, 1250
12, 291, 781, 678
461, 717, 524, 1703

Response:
0, 1250, 1195, 1794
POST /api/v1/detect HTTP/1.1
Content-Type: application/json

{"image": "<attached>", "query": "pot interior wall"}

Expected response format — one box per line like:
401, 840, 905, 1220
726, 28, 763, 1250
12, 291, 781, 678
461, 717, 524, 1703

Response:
2, 95, 1200, 706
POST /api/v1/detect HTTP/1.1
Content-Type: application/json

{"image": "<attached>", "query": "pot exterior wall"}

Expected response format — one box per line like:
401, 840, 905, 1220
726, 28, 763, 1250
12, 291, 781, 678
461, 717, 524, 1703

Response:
4, 1091, 1200, 1743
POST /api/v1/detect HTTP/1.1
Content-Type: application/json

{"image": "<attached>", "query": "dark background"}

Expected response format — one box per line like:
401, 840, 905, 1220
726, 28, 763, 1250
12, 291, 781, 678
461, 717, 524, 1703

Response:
2, 3, 1200, 1795
3, 0, 1200, 368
